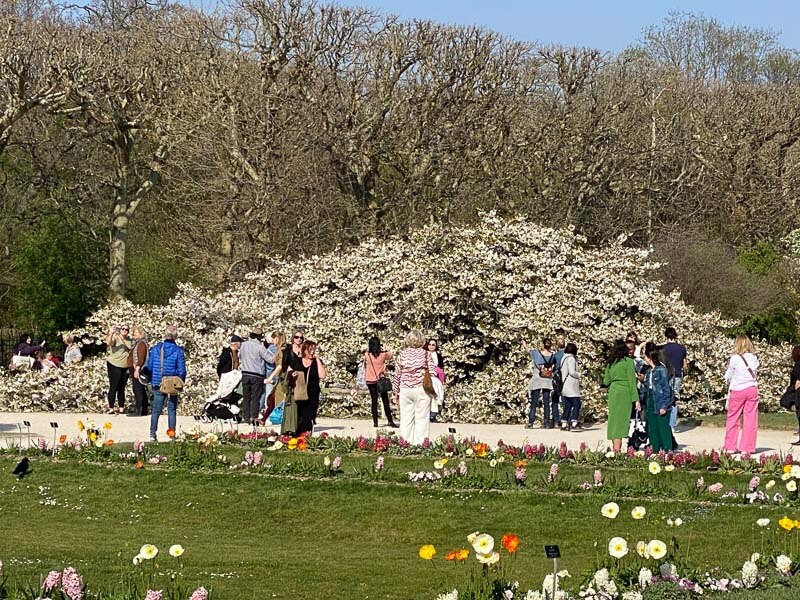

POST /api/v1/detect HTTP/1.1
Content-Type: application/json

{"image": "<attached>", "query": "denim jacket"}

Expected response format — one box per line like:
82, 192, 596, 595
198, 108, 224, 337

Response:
647, 364, 673, 412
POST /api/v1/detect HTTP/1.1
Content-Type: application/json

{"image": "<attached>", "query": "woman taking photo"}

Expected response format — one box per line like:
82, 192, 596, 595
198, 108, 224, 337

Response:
723, 334, 760, 455
644, 348, 673, 452
394, 329, 438, 445
106, 324, 132, 414
364, 336, 397, 428
603, 339, 640, 453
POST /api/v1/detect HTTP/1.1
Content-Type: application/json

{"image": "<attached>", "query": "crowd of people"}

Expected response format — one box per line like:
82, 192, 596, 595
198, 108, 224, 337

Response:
7, 320, 800, 452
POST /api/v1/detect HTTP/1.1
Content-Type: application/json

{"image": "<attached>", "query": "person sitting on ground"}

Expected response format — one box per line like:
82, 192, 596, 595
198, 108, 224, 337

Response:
62, 334, 82, 366
40, 351, 59, 371
14, 333, 46, 357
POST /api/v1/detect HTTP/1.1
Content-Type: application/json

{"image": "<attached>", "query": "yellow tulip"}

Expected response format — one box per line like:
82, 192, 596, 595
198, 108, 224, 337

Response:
77, 420, 85, 431
103, 422, 113, 430
779, 517, 795, 531
419, 544, 436, 560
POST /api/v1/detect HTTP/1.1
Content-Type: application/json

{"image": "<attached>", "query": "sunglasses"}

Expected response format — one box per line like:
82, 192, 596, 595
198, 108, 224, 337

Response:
294, 335, 304, 340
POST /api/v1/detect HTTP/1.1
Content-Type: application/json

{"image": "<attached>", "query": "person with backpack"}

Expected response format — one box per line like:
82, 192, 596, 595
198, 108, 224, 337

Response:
662, 327, 688, 430
557, 342, 581, 430
524, 338, 558, 429
146, 325, 187, 442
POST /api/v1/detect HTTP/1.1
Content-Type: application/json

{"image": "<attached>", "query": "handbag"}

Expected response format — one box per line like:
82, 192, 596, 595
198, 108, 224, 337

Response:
780, 386, 799, 410
367, 353, 393, 395
422, 364, 435, 395
293, 370, 309, 401
355, 360, 367, 391
158, 343, 184, 396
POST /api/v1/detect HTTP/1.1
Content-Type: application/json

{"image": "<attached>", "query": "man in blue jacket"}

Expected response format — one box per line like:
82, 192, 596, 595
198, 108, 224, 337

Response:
146, 325, 187, 441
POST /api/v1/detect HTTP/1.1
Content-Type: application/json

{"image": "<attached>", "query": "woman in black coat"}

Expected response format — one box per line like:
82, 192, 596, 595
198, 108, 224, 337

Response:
790, 345, 800, 446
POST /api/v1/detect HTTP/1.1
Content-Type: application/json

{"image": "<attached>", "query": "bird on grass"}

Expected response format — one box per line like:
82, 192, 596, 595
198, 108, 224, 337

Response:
12, 457, 30, 479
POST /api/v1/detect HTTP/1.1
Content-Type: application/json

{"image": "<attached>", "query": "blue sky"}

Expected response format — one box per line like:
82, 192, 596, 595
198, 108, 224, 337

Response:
329, 0, 799, 53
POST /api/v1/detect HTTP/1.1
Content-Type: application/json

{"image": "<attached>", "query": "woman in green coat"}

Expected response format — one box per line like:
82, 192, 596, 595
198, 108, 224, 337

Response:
604, 340, 641, 453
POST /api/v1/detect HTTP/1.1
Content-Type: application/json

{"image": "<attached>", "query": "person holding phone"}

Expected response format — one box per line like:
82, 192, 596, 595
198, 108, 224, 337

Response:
106, 324, 132, 414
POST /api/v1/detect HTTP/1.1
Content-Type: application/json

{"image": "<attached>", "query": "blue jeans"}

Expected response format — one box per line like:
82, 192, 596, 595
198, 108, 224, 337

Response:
150, 390, 178, 439
562, 396, 581, 423
670, 377, 682, 428
528, 389, 558, 423
259, 381, 277, 411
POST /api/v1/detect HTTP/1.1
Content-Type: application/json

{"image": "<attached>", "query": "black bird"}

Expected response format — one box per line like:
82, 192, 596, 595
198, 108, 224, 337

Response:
12, 457, 30, 479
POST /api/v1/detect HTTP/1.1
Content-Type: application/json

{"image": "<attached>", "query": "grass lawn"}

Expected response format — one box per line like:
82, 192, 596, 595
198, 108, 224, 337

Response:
684, 412, 798, 431
2, 452, 800, 599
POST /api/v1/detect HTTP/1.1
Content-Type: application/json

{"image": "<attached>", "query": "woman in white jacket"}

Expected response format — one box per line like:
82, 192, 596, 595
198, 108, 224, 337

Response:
723, 334, 760, 455
559, 342, 582, 430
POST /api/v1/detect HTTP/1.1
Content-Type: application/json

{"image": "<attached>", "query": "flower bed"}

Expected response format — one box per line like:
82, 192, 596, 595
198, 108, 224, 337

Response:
0, 214, 792, 421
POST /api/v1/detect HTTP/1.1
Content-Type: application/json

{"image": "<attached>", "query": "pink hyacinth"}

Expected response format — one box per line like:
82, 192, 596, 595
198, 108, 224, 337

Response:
579, 441, 588, 452
133, 440, 144, 453
593, 469, 603, 486
60, 566, 83, 600
375, 456, 384, 472
144, 590, 163, 600
696, 476, 705, 489
37, 438, 48, 451
580, 481, 593, 490
43, 570, 61, 592
189, 587, 209, 600
708, 483, 723, 494
458, 461, 468, 477
749, 476, 760, 491
244, 451, 254, 465
332, 456, 342, 470
515, 467, 526, 482
253, 451, 263, 466
548, 463, 559, 482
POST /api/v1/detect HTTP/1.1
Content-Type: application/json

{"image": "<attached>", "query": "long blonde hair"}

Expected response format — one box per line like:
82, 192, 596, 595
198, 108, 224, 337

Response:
271, 330, 286, 347
733, 334, 755, 355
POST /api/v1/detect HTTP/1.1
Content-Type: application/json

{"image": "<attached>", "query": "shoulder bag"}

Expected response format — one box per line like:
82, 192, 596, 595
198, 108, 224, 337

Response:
422, 352, 435, 396
368, 353, 393, 395
159, 343, 184, 396
293, 364, 310, 401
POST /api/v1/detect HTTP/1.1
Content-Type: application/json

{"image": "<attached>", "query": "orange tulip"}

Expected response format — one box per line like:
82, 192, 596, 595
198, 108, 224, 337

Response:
166, 429, 176, 439
456, 549, 469, 561
105, 439, 115, 446
134, 460, 144, 469
297, 438, 308, 451
501, 533, 520, 553
514, 460, 528, 469
445, 550, 459, 561
59, 434, 67, 444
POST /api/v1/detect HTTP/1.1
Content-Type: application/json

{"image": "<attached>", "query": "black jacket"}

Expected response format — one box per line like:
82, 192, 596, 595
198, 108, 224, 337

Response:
216, 347, 239, 379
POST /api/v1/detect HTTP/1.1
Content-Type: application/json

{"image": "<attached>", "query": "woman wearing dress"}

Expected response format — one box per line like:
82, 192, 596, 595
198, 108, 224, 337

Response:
393, 330, 438, 445
723, 334, 760, 455
603, 339, 640, 453
364, 336, 397, 428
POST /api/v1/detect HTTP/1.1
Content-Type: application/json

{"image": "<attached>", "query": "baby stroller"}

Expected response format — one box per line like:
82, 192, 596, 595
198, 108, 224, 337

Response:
202, 370, 243, 422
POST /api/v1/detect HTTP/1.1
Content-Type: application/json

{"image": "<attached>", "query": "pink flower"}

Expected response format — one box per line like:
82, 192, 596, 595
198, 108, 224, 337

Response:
708, 483, 724, 494
145, 590, 163, 600
696, 476, 705, 489
244, 451, 254, 466
548, 463, 559, 482
189, 587, 209, 600
133, 440, 144, 453
332, 456, 342, 470
593, 469, 603, 486
148, 457, 160, 465
60, 566, 83, 600
253, 451, 263, 466
375, 456, 385, 472
749, 476, 760, 491
580, 481, 593, 490
44, 570, 61, 592
515, 467, 526, 482
458, 461, 468, 477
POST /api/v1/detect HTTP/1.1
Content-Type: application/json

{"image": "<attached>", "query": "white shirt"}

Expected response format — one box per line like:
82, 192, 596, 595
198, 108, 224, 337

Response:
724, 353, 759, 391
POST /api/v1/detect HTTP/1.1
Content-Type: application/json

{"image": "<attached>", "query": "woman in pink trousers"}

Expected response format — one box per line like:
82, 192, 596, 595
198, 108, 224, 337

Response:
723, 334, 760, 455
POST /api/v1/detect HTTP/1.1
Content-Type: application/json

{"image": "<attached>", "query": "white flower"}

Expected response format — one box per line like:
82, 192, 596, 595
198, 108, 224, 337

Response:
674, 518, 683, 527
600, 502, 620, 519
323, 456, 331, 467
631, 506, 646, 520
766, 480, 776, 489
756, 518, 770, 527
791, 464, 800, 479
787, 480, 797, 492
635, 540, 648, 558
664, 465, 675, 472
132, 555, 142, 565
648, 462, 661, 475
667, 518, 674, 527
608, 537, 628, 559
751, 553, 761, 562
634, 450, 645, 458
741, 560, 758, 587
472, 533, 495, 555
465, 448, 474, 456
139, 544, 158, 560
646, 539, 667, 560
622, 591, 643, 600
781, 472, 792, 481
776, 554, 792, 575
638, 567, 653, 589
605, 451, 615, 458
434, 460, 445, 470
489, 459, 498, 468
475, 551, 499, 565
168, 544, 184, 558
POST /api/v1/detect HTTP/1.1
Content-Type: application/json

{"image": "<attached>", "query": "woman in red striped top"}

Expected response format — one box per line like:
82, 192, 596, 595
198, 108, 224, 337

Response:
393, 329, 438, 445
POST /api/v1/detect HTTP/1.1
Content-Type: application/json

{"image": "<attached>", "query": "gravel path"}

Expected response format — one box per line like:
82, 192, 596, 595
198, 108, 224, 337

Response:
1, 411, 798, 455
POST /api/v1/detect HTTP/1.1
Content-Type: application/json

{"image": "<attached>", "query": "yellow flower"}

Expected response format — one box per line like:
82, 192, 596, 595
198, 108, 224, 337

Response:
168, 544, 184, 558
103, 422, 113, 430
778, 517, 794, 531
139, 544, 158, 560
287, 438, 298, 450
419, 544, 436, 560
77, 420, 85, 431
648, 462, 662, 475
784, 465, 792, 474
88, 431, 97, 442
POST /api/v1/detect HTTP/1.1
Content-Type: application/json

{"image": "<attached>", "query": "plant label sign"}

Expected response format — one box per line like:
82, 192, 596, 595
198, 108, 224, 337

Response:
544, 545, 561, 559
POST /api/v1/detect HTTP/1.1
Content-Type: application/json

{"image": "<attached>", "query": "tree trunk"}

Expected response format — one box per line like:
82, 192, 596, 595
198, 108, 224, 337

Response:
109, 203, 128, 301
